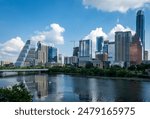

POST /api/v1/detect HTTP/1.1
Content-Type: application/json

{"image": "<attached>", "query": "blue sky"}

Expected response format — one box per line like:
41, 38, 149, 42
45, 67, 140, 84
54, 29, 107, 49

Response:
0, 0, 150, 61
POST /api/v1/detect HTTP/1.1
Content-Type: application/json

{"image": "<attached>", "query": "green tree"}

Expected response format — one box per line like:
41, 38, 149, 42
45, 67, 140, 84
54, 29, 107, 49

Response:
0, 83, 32, 102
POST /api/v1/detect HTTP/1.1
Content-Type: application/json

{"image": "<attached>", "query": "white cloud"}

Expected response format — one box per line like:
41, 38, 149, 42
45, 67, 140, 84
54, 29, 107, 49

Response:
0, 23, 65, 63
83, 27, 108, 57
0, 37, 24, 62
83, 0, 150, 13
31, 23, 65, 45
108, 24, 135, 41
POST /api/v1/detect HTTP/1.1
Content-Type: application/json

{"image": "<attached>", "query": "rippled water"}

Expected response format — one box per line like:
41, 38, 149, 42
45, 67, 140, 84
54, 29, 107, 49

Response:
0, 74, 150, 102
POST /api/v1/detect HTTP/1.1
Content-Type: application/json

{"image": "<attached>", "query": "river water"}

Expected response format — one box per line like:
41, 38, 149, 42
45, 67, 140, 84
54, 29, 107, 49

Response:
0, 74, 150, 102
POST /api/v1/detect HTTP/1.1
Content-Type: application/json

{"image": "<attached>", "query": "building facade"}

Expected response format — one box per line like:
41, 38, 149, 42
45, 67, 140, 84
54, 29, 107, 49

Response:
15, 40, 35, 67
36, 42, 58, 66
108, 41, 115, 65
136, 10, 145, 60
103, 40, 109, 54
36, 42, 48, 65
48, 46, 57, 63
115, 31, 132, 67
96, 36, 104, 53
24, 47, 35, 66
73, 47, 79, 57
79, 39, 92, 61
79, 39, 92, 67
144, 51, 149, 61
130, 34, 142, 65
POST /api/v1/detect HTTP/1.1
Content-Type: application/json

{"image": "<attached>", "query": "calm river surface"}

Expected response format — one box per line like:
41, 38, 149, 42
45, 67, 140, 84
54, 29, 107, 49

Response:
0, 74, 150, 102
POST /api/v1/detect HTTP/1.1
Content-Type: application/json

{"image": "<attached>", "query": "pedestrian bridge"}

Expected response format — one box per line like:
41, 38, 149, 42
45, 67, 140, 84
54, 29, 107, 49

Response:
0, 69, 48, 72
0, 69, 48, 77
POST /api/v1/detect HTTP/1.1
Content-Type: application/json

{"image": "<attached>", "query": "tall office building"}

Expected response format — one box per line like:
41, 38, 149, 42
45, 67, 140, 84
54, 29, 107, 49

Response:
79, 39, 92, 67
79, 39, 92, 59
108, 41, 115, 64
103, 40, 109, 54
36, 42, 59, 65
73, 47, 79, 57
130, 34, 142, 65
136, 10, 145, 60
144, 51, 148, 61
36, 41, 48, 65
96, 36, 104, 53
48, 46, 57, 63
15, 40, 35, 67
24, 47, 35, 66
115, 31, 132, 67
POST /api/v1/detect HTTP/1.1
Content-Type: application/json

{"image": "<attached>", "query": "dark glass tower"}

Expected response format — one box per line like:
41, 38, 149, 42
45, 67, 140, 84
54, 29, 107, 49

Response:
48, 46, 57, 63
96, 36, 104, 53
136, 10, 145, 60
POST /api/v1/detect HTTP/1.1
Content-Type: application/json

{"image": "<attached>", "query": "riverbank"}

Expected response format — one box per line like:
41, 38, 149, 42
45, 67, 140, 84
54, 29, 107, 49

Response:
1, 74, 150, 102
47, 66, 150, 80
47, 72, 150, 82
0, 65, 150, 80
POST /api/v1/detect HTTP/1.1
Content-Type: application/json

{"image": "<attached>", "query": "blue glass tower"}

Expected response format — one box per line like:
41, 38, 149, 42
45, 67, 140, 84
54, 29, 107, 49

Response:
103, 40, 108, 54
48, 46, 57, 63
136, 10, 145, 60
96, 36, 104, 53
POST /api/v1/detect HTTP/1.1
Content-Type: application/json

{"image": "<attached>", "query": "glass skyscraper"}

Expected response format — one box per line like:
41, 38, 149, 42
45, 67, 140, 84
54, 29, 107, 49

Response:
15, 40, 35, 67
96, 36, 104, 53
79, 39, 92, 58
48, 46, 57, 63
73, 47, 79, 57
108, 41, 115, 64
136, 10, 145, 60
103, 40, 109, 54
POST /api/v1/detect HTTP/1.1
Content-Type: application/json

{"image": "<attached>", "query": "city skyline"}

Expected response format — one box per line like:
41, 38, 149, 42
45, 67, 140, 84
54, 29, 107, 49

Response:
0, 0, 150, 62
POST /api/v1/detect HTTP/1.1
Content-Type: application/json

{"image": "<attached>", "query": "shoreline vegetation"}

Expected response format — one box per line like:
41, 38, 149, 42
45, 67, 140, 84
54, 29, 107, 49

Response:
0, 63, 150, 79
47, 66, 150, 80
0, 64, 150, 102
0, 83, 32, 102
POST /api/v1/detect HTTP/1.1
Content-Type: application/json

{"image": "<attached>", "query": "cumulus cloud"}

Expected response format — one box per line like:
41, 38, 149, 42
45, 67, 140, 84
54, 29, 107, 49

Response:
0, 37, 24, 62
31, 23, 65, 45
0, 23, 65, 63
83, 0, 150, 13
108, 24, 135, 41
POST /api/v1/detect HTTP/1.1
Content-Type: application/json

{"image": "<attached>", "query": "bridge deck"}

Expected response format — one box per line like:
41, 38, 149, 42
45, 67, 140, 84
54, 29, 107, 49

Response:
0, 69, 48, 72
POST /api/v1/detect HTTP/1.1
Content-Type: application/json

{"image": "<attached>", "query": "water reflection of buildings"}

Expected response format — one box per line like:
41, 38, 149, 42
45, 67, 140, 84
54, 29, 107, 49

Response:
35, 75, 48, 100
48, 75, 78, 102
17, 75, 49, 101
72, 77, 116, 102
16, 74, 146, 102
